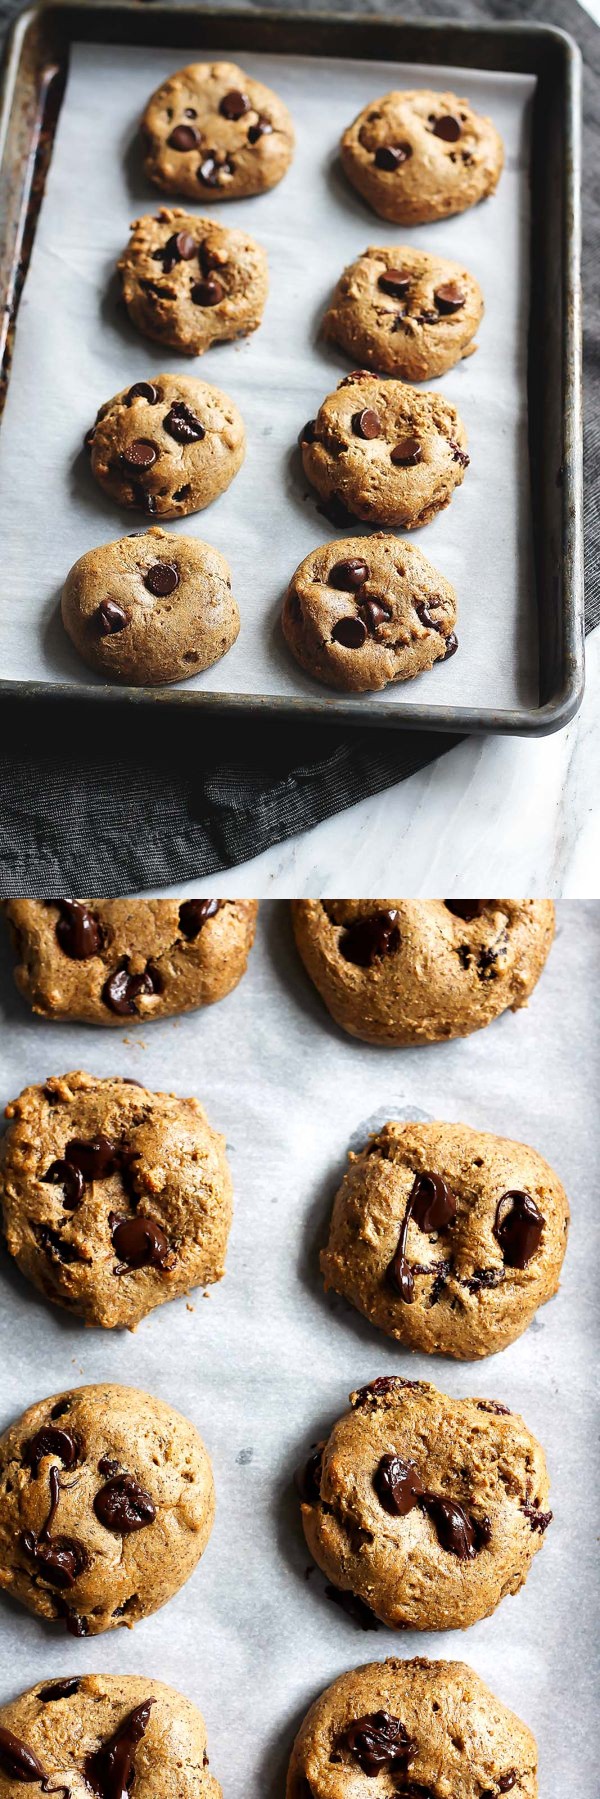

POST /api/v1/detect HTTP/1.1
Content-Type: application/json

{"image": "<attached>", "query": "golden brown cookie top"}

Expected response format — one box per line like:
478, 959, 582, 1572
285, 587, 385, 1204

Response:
282, 533, 457, 692
300, 372, 469, 530
118, 209, 269, 357
324, 244, 484, 382
341, 87, 504, 224
87, 373, 245, 520
142, 60, 294, 201
0, 1675, 221, 1799
61, 529, 240, 687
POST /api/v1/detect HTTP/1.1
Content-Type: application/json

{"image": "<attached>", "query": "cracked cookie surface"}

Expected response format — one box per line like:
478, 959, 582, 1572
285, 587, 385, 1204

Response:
87, 373, 245, 519
0, 1070, 233, 1327
0, 1674, 221, 1799
286, 1656, 537, 1798
3, 898, 257, 1023
118, 209, 268, 356
299, 1377, 550, 1628
142, 60, 294, 201
321, 1119, 569, 1359
300, 373, 468, 529
324, 244, 483, 382
291, 899, 555, 1045
282, 534, 457, 691
0, 1383, 214, 1635
61, 528, 240, 686
341, 87, 504, 224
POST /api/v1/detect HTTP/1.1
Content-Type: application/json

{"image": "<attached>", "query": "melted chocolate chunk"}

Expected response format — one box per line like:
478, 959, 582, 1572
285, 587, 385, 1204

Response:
198, 156, 233, 188
248, 117, 273, 143
179, 898, 219, 938
339, 1711, 416, 1776
445, 900, 490, 920
440, 632, 458, 659
433, 114, 461, 141
331, 617, 367, 649
110, 1213, 175, 1271
422, 1496, 478, 1560
494, 1190, 544, 1269
374, 1453, 425, 1516
387, 1171, 456, 1303
339, 908, 400, 968
163, 401, 205, 444
38, 1680, 80, 1703
352, 407, 382, 440
353, 1376, 422, 1408
56, 901, 102, 960
24, 1427, 80, 1476
465, 1267, 504, 1295
144, 561, 179, 597
219, 89, 249, 119
102, 959, 162, 1015
94, 1474, 156, 1533
97, 601, 128, 636
168, 123, 200, 151
98, 1457, 120, 1477
126, 383, 160, 406
43, 1159, 85, 1212
378, 268, 412, 298
37, 1225, 85, 1265
191, 276, 225, 307
434, 282, 466, 313
0, 1731, 47, 1783
360, 597, 392, 635
65, 1136, 118, 1181
328, 558, 370, 591
391, 436, 422, 466
374, 143, 412, 169
449, 438, 470, 468
521, 1503, 552, 1533
85, 1700, 155, 1799
324, 1585, 379, 1629
295, 1448, 323, 1503
154, 231, 197, 272
299, 418, 317, 445
121, 440, 157, 473
21, 1465, 87, 1589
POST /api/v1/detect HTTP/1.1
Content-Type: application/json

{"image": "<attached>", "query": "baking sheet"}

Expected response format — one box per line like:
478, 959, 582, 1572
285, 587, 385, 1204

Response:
0, 900, 597, 1796
0, 44, 538, 710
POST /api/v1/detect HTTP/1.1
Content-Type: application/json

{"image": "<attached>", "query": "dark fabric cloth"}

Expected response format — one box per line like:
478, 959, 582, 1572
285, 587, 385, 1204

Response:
0, 0, 596, 893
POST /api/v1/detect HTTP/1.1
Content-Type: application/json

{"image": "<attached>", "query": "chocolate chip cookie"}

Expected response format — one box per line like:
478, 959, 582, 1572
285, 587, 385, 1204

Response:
0, 1383, 214, 1635
118, 209, 269, 356
87, 374, 245, 518
298, 1377, 551, 1628
282, 535, 457, 691
0, 1675, 221, 1799
142, 60, 294, 201
341, 88, 504, 225
286, 1657, 537, 1798
291, 900, 555, 1045
324, 245, 484, 382
300, 373, 468, 529
61, 529, 240, 685
0, 1070, 233, 1328
321, 1119, 569, 1359
3, 898, 257, 1024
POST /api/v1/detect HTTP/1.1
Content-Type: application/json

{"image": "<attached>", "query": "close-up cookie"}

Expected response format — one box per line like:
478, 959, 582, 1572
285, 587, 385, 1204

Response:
87, 374, 245, 519
141, 60, 294, 201
282, 534, 457, 691
340, 87, 504, 224
300, 372, 468, 529
298, 1377, 551, 1628
324, 244, 484, 381
0, 1675, 220, 1799
321, 1119, 569, 1359
118, 209, 269, 356
0, 1383, 214, 1635
3, 898, 257, 1023
286, 1656, 537, 1798
0, 1070, 233, 1328
61, 528, 240, 686
291, 899, 555, 1045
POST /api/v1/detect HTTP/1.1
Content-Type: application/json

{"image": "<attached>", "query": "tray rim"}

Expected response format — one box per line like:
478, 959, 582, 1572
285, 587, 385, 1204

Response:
0, 0, 585, 740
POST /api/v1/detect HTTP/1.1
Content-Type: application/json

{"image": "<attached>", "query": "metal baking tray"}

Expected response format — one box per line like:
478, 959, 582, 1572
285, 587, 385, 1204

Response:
0, 5, 583, 735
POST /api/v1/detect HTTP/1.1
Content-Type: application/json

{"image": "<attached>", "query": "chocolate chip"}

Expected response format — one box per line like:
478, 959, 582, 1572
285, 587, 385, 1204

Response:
324, 1585, 379, 1629
0, 1730, 47, 1783
521, 1503, 553, 1533
43, 1159, 85, 1211
38, 1680, 81, 1703
168, 123, 200, 151
24, 1427, 80, 1476
37, 1225, 85, 1265
353, 1376, 422, 1408
199, 243, 227, 274
445, 900, 490, 920
360, 597, 392, 634
465, 1267, 504, 1294
374, 1453, 425, 1517
219, 89, 250, 119
21, 1530, 87, 1589
198, 155, 232, 187
435, 281, 466, 313
328, 558, 370, 590
374, 143, 412, 169
295, 1448, 323, 1503
163, 401, 205, 444
98, 1457, 120, 1477
64, 1135, 118, 1180
122, 440, 157, 472
191, 277, 224, 307
440, 631, 458, 659
449, 438, 470, 467
387, 1171, 456, 1304
97, 601, 128, 635
339, 908, 400, 968
55, 901, 102, 959
102, 959, 162, 1015
423, 1496, 478, 1559
126, 382, 159, 405
391, 437, 422, 466
494, 1190, 544, 1269
476, 1399, 511, 1415
179, 898, 219, 939
154, 230, 197, 272
85, 1699, 155, 1799
433, 114, 461, 141
248, 117, 273, 143
94, 1474, 156, 1533
339, 1712, 416, 1776
110, 1212, 174, 1271
299, 419, 318, 445
378, 268, 412, 297
184, 107, 197, 119
352, 407, 382, 439
144, 561, 179, 597
331, 617, 367, 649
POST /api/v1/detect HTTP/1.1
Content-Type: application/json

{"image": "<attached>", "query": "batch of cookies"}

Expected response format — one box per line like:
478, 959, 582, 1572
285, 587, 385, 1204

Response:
0, 898, 568, 1796
58, 60, 505, 691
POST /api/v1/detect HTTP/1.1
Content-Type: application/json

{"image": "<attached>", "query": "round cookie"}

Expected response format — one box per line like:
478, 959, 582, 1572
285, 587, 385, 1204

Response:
142, 59, 294, 201
0, 1675, 220, 1799
61, 529, 240, 686
286, 1657, 537, 1799
324, 244, 484, 381
291, 899, 555, 1045
282, 534, 457, 691
340, 87, 504, 225
298, 1377, 551, 1629
321, 1119, 569, 1359
300, 372, 468, 529
0, 1070, 233, 1328
118, 209, 269, 356
3, 898, 258, 1024
0, 1383, 214, 1636
87, 374, 245, 519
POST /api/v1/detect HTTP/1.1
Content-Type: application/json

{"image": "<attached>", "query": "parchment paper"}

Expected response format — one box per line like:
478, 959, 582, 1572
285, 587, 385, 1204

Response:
0, 46, 538, 710
0, 901, 597, 1795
